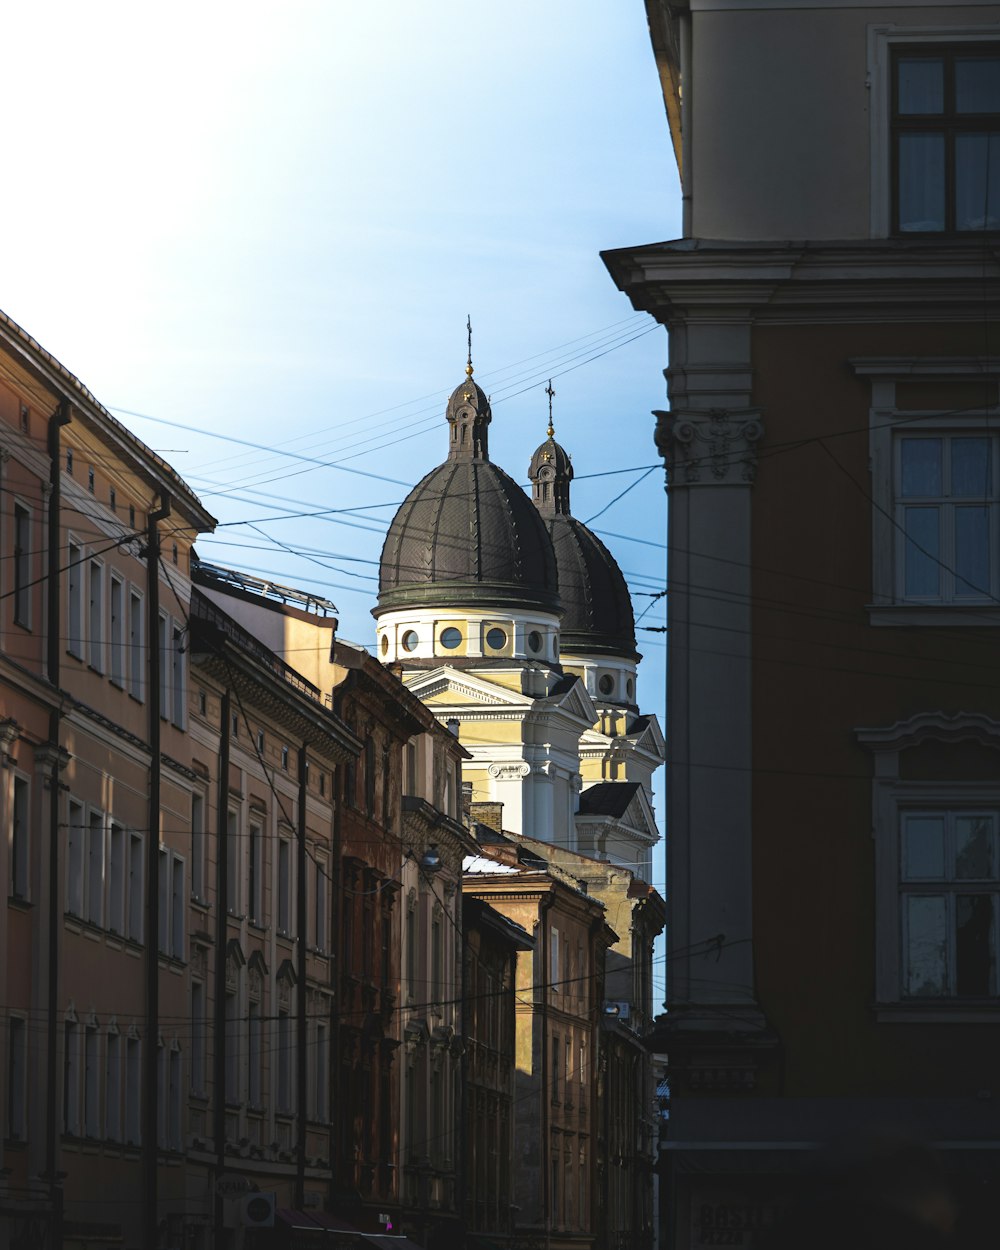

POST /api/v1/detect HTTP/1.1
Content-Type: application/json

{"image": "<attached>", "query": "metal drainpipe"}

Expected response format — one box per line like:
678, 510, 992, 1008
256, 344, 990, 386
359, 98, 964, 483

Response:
143, 495, 170, 1250
213, 687, 232, 1239
539, 890, 555, 1249
45, 401, 70, 1250
328, 760, 343, 1210
589, 916, 605, 1250
296, 742, 309, 1208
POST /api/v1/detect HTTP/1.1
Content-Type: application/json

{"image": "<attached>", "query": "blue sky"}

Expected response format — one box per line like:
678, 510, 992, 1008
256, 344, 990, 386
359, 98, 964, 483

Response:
3, 1, 679, 996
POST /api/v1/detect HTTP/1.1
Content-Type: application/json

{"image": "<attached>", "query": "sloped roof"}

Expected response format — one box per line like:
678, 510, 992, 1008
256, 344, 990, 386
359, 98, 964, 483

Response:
577, 781, 641, 818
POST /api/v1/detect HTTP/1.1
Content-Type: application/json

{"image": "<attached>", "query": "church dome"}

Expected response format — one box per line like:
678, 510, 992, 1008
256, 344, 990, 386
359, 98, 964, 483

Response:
376, 369, 560, 617
528, 426, 637, 659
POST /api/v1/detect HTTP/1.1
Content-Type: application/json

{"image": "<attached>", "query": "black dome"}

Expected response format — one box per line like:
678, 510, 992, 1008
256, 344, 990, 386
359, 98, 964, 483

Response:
546, 515, 637, 658
528, 428, 637, 659
376, 375, 560, 617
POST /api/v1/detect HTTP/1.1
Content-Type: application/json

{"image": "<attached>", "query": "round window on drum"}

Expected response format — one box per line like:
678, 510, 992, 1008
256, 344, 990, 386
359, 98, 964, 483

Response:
486, 627, 507, 650
598, 674, 615, 696
527, 630, 543, 653
440, 627, 462, 650
402, 630, 419, 652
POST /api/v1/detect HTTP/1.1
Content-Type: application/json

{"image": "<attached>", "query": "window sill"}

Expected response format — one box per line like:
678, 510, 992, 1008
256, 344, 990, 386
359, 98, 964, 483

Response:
868, 604, 1000, 628
875, 1001, 1000, 1024
7, 894, 32, 911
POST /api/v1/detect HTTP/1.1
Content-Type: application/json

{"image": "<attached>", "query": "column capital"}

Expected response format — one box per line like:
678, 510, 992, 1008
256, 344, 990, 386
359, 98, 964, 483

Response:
654, 407, 764, 486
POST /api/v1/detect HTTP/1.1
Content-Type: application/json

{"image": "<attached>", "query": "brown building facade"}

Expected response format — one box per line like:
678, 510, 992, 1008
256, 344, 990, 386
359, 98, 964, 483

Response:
604, 2, 1000, 1247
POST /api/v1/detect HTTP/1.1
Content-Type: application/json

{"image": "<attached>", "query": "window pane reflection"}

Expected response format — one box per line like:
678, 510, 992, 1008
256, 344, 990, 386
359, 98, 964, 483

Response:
955, 57, 1000, 114
898, 134, 946, 231
906, 895, 947, 996
956, 895, 994, 995
897, 58, 944, 114
955, 133, 1000, 231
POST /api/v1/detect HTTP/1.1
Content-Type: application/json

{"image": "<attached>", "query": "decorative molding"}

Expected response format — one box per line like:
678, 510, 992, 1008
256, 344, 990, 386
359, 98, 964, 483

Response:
655, 408, 764, 486
856, 711, 1000, 754
488, 762, 530, 780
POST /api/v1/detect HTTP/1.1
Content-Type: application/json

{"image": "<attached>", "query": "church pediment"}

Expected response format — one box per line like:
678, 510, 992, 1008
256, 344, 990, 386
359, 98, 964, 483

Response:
405, 666, 532, 709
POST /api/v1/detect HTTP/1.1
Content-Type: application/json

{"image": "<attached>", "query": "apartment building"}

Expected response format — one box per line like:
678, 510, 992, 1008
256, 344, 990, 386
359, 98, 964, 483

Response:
604, 2, 1000, 1245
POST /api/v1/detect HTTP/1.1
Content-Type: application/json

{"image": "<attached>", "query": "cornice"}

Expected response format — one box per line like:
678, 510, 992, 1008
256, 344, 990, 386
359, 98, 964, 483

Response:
602, 238, 1000, 325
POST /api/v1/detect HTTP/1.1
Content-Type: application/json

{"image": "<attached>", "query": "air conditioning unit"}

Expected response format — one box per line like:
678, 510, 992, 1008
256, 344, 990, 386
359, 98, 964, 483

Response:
240, 1192, 276, 1228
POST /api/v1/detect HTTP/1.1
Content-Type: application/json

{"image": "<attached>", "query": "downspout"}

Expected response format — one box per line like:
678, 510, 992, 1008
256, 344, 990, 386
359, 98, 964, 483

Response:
143, 494, 170, 1250
680, 9, 693, 238
328, 761, 343, 1208
539, 890, 555, 1248
296, 743, 309, 1208
45, 401, 70, 1246
213, 687, 232, 1234
589, 916, 604, 1250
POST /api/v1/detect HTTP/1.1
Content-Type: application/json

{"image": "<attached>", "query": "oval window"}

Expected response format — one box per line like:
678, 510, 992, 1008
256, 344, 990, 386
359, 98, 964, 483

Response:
402, 630, 419, 652
440, 627, 462, 650
598, 674, 615, 696
527, 630, 543, 653
486, 627, 507, 650
626, 677, 635, 699
380, 635, 389, 656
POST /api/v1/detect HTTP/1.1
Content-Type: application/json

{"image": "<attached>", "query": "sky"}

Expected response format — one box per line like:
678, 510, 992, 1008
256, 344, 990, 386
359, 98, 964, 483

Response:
3, 2, 680, 996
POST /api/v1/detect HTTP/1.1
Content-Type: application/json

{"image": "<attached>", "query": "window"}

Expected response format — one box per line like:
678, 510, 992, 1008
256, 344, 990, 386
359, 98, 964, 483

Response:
109, 576, 124, 686
84, 1025, 101, 1138
67, 799, 84, 916
104, 1028, 121, 1141
431, 909, 443, 1001
190, 982, 205, 1095
87, 809, 105, 926
10, 774, 29, 900
248, 821, 262, 924
248, 1001, 262, 1107
125, 1034, 141, 1144
109, 487, 116, 513
896, 434, 998, 603
225, 992, 240, 1104
88, 560, 104, 670
550, 926, 560, 988
128, 590, 144, 699
439, 626, 462, 650
859, 711, 1000, 1017
67, 541, 83, 657
64, 1019, 80, 1136
128, 832, 144, 941
191, 792, 205, 902
314, 856, 328, 951
892, 44, 1000, 233
66, 448, 73, 475
859, 360, 1000, 623
13, 503, 31, 627
281, 745, 289, 770
900, 809, 998, 997
158, 612, 169, 720
158, 848, 185, 959
168, 1046, 182, 1149
551, 1034, 561, 1104
226, 810, 241, 915
88, 465, 95, 493
108, 822, 125, 933
7, 1016, 27, 1140
314, 1021, 329, 1121
277, 1010, 292, 1113
171, 622, 186, 728
277, 838, 291, 935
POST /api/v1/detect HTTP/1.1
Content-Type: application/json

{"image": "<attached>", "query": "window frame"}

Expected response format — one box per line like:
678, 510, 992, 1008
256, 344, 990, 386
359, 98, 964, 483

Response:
890, 41, 1000, 236
88, 557, 105, 673
12, 500, 32, 629
860, 360, 1000, 625
869, 24, 1000, 238
9, 771, 30, 901
858, 710, 1000, 1021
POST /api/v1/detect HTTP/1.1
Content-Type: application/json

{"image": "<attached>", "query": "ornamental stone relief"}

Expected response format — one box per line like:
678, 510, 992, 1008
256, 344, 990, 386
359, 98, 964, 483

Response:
654, 408, 763, 486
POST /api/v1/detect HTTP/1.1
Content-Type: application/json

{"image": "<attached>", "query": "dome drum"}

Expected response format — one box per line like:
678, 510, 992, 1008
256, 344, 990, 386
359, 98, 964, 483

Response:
377, 607, 561, 667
